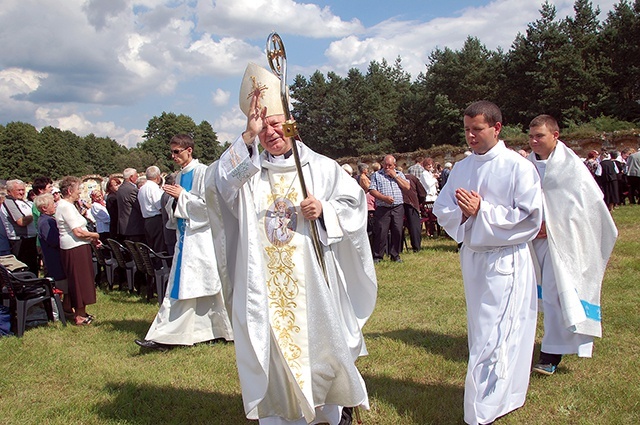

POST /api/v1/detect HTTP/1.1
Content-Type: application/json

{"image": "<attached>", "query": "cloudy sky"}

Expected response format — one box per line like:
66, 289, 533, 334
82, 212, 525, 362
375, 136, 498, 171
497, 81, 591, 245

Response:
0, 0, 618, 148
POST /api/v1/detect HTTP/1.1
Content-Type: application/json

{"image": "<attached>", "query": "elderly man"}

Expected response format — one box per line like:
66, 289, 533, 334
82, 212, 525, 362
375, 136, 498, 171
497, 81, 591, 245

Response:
206, 62, 377, 425
116, 168, 145, 243
137, 165, 166, 254
434, 101, 542, 425
527, 115, 618, 375
1, 179, 39, 274
135, 134, 233, 351
369, 155, 410, 263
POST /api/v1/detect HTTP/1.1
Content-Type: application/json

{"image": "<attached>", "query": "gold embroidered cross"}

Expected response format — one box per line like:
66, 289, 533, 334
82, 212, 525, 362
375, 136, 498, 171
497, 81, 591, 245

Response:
246, 76, 268, 100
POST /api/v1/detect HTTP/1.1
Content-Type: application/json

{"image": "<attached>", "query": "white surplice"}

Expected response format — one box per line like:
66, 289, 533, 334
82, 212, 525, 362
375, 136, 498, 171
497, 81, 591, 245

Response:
433, 141, 542, 425
528, 141, 617, 356
145, 159, 233, 345
205, 136, 377, 424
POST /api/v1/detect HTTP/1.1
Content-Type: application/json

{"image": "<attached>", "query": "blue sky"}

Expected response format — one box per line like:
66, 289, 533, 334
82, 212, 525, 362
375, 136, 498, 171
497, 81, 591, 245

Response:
0, 0, 618, 148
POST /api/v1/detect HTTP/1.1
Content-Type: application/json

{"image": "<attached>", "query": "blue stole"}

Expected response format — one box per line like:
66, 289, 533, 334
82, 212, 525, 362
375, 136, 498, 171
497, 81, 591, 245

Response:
170, 169, 194, 299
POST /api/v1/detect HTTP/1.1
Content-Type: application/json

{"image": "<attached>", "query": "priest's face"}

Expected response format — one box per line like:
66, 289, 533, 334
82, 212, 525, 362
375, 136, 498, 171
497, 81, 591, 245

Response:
259, 114, 292, 156
464, 114, 501, 155
528, 124, 559, 160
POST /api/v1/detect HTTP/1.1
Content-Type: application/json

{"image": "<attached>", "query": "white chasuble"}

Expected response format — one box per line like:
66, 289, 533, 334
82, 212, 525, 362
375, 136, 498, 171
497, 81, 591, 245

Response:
206, 136, 378, 424
256, 168, 314, 407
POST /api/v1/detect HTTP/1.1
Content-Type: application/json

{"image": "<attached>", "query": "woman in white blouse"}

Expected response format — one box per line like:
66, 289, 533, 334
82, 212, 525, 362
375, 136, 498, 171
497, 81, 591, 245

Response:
55, 176, 101, 326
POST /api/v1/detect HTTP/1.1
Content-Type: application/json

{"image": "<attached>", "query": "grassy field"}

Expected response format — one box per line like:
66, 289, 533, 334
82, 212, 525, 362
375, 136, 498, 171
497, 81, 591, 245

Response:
1, 205, 638, 424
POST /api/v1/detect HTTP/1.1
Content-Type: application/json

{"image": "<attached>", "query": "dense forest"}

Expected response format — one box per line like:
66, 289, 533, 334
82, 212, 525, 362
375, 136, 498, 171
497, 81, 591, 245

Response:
1, 0, 639, 180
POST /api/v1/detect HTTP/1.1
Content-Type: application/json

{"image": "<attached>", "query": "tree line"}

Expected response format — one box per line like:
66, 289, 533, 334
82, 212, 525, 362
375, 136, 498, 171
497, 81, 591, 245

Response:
0, 112, 226, 181
1, 0, 638, 181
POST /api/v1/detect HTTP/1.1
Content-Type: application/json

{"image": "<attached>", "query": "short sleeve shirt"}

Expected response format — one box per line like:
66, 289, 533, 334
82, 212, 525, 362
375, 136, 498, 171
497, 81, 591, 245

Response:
369, 170, 406, 207
55, 199, 89, 250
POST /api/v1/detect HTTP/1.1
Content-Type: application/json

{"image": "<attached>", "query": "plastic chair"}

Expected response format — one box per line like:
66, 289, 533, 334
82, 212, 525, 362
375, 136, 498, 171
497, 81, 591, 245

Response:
91, 244, 117, 289
0, 264, 67, 337
135, 243, 173, 305
124, 240, 153, 299
105, 239, 137, 292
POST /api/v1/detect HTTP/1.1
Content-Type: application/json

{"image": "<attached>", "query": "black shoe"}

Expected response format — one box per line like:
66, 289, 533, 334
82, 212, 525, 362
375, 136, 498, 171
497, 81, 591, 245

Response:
135, 339, 170, 352
392, 257, 403, 263
373, 258, 381, 264
339, 407, 353, 425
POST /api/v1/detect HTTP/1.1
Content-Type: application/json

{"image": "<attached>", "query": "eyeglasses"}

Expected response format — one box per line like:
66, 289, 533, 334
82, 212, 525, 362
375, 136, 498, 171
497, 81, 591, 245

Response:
170, 148, 186, 155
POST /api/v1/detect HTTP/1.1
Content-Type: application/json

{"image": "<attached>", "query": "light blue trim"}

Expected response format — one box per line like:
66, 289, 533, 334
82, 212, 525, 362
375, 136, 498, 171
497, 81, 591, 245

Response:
537, 285, 601, 322
581, 300, 601, 322
169, 169, 194, 299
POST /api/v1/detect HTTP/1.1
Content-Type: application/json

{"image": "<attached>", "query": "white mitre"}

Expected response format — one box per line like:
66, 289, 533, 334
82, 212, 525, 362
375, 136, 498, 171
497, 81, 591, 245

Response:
239, 62, 285, 118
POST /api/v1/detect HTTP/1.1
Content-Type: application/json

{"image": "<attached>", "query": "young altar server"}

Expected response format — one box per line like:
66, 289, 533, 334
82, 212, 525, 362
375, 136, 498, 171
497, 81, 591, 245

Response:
135, 134, 233, 351
527, 115, 617, 375
434, 101, 542, 425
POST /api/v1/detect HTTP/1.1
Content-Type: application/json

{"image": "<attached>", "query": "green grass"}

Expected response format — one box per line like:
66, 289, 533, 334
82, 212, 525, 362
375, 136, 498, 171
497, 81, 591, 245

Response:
1, 205, 639, 424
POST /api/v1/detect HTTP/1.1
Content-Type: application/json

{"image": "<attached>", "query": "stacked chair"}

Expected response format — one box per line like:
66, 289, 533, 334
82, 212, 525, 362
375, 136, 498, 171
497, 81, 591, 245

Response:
135, 243, 172, 305
91, 243, 117, 289
105, 239, 137, 293
0, 264, 67, 337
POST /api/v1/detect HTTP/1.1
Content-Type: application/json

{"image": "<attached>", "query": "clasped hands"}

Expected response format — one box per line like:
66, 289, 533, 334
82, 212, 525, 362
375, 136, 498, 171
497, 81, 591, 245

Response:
163, 184, 183, 199
455, 188, 481, 221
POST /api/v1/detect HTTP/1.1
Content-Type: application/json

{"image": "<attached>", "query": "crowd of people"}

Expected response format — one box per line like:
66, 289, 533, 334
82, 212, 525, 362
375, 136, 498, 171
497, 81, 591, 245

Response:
582, 147, 640, 210
342, 153, 451, 262
0, 64, 626, 425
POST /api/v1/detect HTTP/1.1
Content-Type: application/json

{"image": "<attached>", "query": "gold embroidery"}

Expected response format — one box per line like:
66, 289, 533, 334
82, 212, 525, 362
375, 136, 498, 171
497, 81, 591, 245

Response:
264, 172, 304, 388
247, 76, 268, 100
267, 175, 299, 205
265, 245, 304, 386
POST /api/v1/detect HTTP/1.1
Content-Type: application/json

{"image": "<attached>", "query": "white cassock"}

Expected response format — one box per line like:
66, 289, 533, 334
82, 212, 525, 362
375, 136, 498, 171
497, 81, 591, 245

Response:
433, 141, 542, 425
205, 136, 377, 425
145, 159, 233, 345
528, 141, 617, 357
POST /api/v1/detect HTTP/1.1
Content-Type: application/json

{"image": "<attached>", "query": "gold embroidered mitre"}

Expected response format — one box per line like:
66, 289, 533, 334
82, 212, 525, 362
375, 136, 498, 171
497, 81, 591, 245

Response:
239, 62, 285, 118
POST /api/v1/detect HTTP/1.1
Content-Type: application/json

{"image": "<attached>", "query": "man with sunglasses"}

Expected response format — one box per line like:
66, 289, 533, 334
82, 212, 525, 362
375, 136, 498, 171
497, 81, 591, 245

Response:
434, 101, 542, 425
135, 134, 233, 351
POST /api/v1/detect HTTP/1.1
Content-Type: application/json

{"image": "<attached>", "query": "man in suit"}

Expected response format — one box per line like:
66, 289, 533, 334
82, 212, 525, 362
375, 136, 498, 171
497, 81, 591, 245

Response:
116, 168, 145, 243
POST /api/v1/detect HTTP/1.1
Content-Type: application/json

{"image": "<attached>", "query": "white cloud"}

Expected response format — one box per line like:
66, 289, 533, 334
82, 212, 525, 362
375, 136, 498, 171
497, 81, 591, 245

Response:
213, 106, 247, 145
0, 68, 48, 122
33, 106, 144, 147
195, 0, 364, 39
212, 89, 230, 106
184, 36, 264, 76
323, 0, 619, 79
